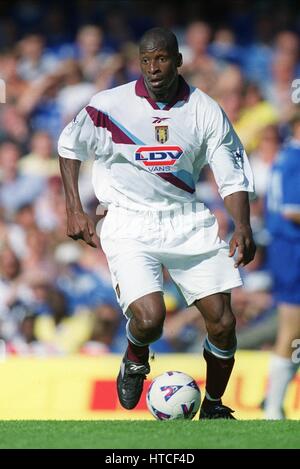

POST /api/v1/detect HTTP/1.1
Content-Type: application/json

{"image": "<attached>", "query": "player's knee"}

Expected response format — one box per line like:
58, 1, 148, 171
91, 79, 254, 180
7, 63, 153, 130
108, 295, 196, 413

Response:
220, 313, 236, 336
135, 309, 165, 342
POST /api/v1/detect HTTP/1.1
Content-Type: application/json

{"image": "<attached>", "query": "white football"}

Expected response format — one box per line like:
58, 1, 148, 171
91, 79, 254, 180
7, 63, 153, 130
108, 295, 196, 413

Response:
146, 371, 201, 420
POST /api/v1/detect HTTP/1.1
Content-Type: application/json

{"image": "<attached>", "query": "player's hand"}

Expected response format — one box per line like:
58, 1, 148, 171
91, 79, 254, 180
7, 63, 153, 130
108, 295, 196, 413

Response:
228, 224, 256, 268
66, 210, 98, 248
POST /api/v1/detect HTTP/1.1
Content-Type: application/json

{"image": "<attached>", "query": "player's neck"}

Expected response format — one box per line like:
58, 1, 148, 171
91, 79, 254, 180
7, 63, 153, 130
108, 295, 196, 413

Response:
146, 76, 179, 104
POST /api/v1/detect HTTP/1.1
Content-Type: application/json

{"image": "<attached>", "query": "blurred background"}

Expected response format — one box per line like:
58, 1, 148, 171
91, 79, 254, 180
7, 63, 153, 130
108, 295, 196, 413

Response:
0, 0, 300, 419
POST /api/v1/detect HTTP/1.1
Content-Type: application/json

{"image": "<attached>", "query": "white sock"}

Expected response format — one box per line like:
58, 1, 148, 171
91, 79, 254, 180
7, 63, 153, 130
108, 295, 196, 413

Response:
264, 354, 299, 419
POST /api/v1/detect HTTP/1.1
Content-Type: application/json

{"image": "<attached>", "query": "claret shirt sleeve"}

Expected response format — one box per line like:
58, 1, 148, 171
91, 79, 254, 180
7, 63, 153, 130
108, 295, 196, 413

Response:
204, 101, 255, 199
57, 97, 112, 162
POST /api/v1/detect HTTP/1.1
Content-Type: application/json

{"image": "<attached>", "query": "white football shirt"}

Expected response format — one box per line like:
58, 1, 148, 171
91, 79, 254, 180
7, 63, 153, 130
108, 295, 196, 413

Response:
58, 75, 254, 211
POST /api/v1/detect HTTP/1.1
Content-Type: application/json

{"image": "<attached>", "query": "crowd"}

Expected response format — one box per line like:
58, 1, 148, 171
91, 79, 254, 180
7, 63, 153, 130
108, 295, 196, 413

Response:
0, 0, 299, 355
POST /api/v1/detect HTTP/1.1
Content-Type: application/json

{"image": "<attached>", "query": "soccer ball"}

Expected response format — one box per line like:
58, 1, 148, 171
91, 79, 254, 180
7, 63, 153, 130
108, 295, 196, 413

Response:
146, 371, 201, 420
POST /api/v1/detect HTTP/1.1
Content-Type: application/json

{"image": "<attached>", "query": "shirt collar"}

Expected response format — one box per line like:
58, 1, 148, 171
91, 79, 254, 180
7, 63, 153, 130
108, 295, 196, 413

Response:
135, 75, 190, 104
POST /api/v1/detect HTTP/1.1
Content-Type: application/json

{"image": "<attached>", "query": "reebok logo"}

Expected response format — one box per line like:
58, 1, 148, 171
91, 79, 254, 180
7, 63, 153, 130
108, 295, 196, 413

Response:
152, 117, 170, 124
129, 364, 146, 371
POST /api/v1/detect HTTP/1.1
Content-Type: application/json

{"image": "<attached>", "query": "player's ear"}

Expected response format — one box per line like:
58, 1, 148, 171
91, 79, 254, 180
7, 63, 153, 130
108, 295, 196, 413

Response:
177, 53, 183, 68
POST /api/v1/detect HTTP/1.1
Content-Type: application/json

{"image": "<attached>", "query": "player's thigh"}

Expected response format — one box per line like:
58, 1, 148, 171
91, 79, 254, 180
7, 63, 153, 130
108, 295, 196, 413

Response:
194, 292, 234, 326
102, 242, 164, 317
167, 246, 242, 307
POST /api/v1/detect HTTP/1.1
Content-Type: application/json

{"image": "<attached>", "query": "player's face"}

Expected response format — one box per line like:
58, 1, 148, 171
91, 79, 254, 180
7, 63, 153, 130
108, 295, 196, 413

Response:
140, 48, 181, 99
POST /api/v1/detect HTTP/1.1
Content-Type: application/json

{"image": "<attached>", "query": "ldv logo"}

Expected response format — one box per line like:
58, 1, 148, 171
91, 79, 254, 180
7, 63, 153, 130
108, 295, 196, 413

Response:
135, 146, 183, 166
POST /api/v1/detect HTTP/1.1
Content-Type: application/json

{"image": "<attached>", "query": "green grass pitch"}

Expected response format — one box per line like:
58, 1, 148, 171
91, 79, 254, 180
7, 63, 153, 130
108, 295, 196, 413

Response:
0, 420, 299, 449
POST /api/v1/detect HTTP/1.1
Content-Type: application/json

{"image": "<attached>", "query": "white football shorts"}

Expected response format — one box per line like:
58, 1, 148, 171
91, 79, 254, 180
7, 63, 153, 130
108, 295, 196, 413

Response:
99, 203, 242, 317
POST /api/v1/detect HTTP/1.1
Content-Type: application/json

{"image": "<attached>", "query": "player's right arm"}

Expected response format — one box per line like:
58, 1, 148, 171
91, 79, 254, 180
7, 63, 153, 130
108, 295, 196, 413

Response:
59, 156, 97, 248
58, 107, 99, 248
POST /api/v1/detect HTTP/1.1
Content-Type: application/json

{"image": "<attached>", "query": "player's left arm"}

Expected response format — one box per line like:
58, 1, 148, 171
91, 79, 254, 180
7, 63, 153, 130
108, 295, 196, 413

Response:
204, 101, 256, 267
224, 191, 256, 267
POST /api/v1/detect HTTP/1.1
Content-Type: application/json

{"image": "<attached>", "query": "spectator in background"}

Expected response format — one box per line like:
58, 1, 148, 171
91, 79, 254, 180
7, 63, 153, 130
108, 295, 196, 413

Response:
119, 42, 141, 82
242, 17, 273, 85
274, 31, 300, 74
22, 227, 55, 278
209, 27, 244, 67
6, 311, 53, 356
16, 33, 59, 82
7, 203, 37, 259
80, 304, 121, 355
76, 25, 116, 82
264, 52, 297, 123
0, 51, 27, 103
0, 51, 29, 148
249, 125, 280, 199
234, 82, 278, 154
0, 246, 30, 342
187, 66, 217, 97
19, 130, 59, 178
0, 207, 9, 247
0, 247, 22, 317
34, 175, 66, 232
181, 21, 217, 76
78, 242, 114, 286
54, 242, 117, 315
6, 312, 37, 355
104, 9, 133, 50
17, 72, 64, 141
0, 141, 44, 216
56, 59, 96, 125
0, 105, 30, 151
41, 8, 72, 55
249, 125, 281, 239
264, 114, 300, 419
213, 65, 243, 124
33, 281, 92, 354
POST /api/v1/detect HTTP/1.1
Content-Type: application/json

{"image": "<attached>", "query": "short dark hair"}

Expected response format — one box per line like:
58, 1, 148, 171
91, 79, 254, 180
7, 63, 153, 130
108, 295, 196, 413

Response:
139, 27, 179, 55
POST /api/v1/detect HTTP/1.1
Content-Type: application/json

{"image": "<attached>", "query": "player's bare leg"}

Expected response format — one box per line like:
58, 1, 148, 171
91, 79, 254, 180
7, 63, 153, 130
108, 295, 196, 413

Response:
264, 304, 300, 419
194, 292, 236, 419
117, 291, 166, 409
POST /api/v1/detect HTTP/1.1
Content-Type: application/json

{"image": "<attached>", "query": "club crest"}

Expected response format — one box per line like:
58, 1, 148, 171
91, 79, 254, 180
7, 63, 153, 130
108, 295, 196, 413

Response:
155, 126, 168, 143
